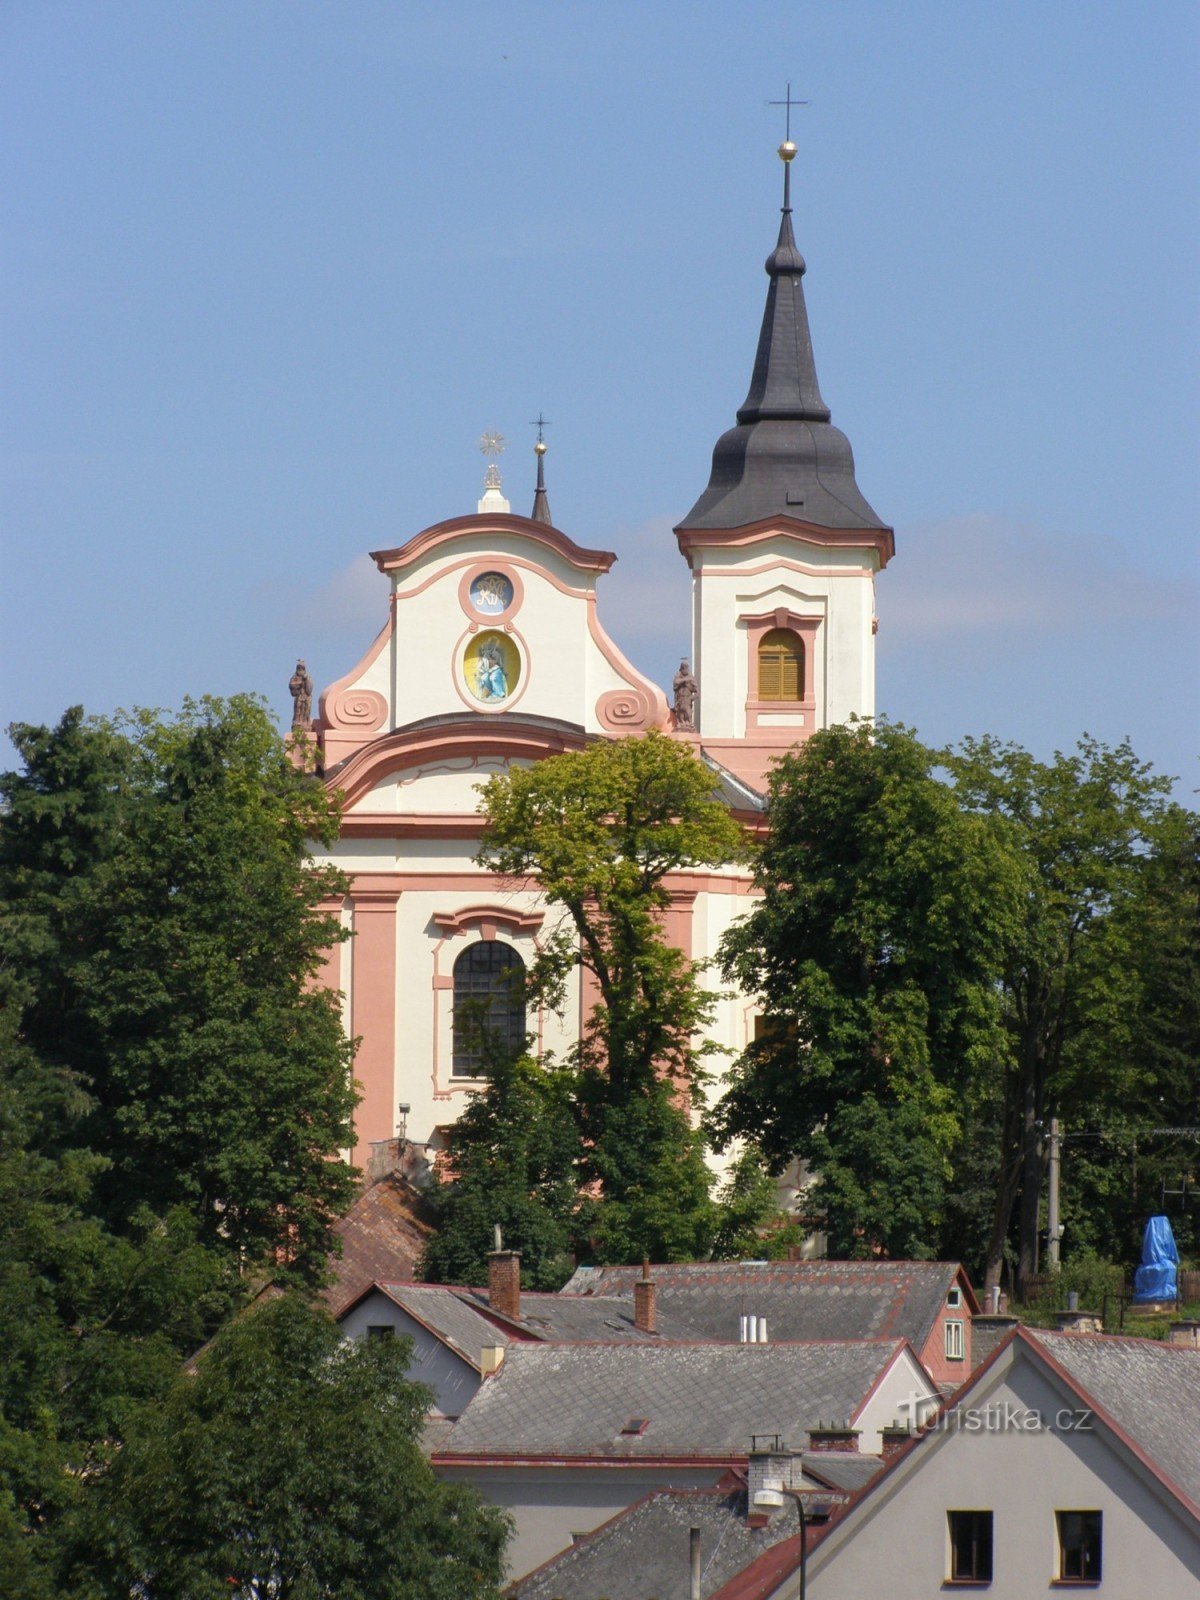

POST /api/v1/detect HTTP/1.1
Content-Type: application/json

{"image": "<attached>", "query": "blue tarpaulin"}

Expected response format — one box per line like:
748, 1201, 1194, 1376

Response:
1132, 1214, 1179, 1303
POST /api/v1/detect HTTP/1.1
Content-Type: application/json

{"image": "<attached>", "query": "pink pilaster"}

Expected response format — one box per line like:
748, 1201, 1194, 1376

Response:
348, 879, 402, 1165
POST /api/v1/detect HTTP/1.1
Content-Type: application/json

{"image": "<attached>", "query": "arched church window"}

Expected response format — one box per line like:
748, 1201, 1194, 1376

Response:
452, 940, 527, 1076
758, 628, 804, 701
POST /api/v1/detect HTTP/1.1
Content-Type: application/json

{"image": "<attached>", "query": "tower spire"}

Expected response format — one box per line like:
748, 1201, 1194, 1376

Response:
529, 413, 552, 525
677, 133, 885, 533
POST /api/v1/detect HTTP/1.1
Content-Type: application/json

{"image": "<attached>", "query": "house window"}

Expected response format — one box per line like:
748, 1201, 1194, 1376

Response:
1057, 1511, 1102, 1582
947, 1286, 962, 1309
948, 1510, 993, 1583
452, 940, 526, 1075
757, 628, 804, 701
366, 1324, 395, 1340
945, 1318, 965, 1361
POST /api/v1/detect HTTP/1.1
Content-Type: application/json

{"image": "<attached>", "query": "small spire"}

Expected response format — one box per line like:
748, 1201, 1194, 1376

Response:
530, 413, 552, 525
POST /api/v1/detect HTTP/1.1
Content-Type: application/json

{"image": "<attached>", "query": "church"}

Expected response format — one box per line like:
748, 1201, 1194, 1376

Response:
300, 137, 894, 1165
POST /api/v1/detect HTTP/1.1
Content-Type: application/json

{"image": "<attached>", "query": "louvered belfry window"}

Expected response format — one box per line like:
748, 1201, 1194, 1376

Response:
758, 629, 804, 701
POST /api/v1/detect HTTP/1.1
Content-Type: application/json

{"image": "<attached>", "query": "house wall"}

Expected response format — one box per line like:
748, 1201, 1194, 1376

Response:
801, 1353, 1200, 1599
918, 1283, 974, 1389
338, 1291, 481, 1418
434, 1462, 727, 1581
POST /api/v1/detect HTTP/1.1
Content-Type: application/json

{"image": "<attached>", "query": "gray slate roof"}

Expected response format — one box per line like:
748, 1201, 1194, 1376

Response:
378, 1284, 512, 1370
436, 1340, 906, 1461
458, 1288, 706, 1344
1027, 1330, 1200, 1509
512, 1488, 804, 1600
678, 192, 887, 534
562, 1261, 965, 1352
800, 1449, 886, 1492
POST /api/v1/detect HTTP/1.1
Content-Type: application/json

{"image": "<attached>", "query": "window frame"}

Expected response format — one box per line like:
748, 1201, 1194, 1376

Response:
947, 1508, 993, 1584
451, 938, 528, 1078
945, 1317, 966, 1361
1056, 1509, 1102, 1584
756, 627, 806, 703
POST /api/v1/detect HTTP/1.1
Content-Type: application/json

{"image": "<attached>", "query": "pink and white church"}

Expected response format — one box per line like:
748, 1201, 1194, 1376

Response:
302, 142, 895, 1165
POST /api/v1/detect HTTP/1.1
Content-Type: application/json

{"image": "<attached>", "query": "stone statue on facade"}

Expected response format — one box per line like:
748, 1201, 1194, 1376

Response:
673, 658, 698, 730
289, 659, 313, 729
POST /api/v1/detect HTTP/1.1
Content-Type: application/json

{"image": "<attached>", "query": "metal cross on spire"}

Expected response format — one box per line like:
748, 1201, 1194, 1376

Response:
767, 82, 809, 143
530, 412, 551, 445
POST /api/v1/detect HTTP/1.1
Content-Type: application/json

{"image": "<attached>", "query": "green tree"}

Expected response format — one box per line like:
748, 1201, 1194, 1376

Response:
0, 699, 357, 1280
420, 1053, 579, 1290
65, 1295, 510, 1600
947, 735, 1172, 1291
475, 730, 747, 1263
715, 722, 1022, 1259
0, 1003, 230, 1595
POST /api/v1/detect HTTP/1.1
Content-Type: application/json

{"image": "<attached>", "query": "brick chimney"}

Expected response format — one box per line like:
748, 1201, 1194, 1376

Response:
488, 1250, 521, 1321
970, 1313, 1020, 1371
807, 1422, 860, 1453
634, 1259, 657, 1334
880, 1424, 914, 1461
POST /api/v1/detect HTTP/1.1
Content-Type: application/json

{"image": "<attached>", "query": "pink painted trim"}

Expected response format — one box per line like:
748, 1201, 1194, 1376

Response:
317, 597, 395, 762
674, 513, 894, 569
328, 719, 591, 811
585, 596, 671, 730
698, 556, 876, 580
371, 512, 616, 576
743, 607, 820, 734
338, 865, 757, 894
455, 562, 525, 625
450, 622, 531, 716
393, 552, 593, 605
431, 904, 544, 937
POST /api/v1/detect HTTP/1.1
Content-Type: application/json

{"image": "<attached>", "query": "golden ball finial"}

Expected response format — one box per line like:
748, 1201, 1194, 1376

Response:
778, 140, 797, 163
534, 439, 547, 456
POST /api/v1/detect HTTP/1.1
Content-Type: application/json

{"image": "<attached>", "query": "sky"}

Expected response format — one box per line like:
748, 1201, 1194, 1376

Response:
3, 2, 1198, 792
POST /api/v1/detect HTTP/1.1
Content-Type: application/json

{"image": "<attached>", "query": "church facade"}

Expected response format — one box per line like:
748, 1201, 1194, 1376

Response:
304, 142, 894, 1164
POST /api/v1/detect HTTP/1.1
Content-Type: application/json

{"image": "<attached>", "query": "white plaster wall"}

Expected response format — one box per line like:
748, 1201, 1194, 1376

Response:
800, 1354, 1200, 1600
338, 1292, 482, 1418
325, 528, 658, 736
689, 536, 878, 741
435, 1463, 726, 1581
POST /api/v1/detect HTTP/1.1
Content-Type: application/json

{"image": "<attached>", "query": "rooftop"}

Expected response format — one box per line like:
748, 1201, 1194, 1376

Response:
435, 1339, 909, 1462
512, 1486, 808, 1600
562, 1260, 970, 1352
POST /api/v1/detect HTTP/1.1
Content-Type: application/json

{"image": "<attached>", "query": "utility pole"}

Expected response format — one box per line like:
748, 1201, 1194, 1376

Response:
1046, 1118, 1063, 1270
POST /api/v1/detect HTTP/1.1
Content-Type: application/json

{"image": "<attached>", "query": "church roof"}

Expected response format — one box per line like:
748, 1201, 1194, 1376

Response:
678, 150, 888, 535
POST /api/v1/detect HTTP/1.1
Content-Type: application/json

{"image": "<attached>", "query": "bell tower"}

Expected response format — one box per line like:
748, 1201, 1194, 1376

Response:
675, 137, 894, 791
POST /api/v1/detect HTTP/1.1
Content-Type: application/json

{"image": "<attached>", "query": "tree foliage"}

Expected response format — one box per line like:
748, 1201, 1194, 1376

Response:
0, 699, 357, 1278
430, 731, 749, 1268
715, 722, 1023, 1259
66, 1295, 510, 1600
946, 735, 1173, 1289
420, 1053, 578, 1290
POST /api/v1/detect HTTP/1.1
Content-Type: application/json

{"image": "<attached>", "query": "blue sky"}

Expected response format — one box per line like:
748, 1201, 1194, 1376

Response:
3, 2, 1197, 790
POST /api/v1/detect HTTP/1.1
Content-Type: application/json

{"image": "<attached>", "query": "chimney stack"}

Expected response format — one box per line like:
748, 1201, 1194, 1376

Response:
634, 1259, 657, 1334
488, 1250, 521, 1321
807, 1421, 860, 1454
880, 1424, 914, 1461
